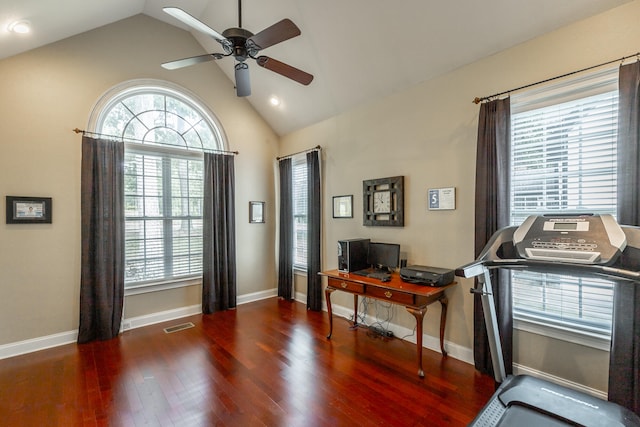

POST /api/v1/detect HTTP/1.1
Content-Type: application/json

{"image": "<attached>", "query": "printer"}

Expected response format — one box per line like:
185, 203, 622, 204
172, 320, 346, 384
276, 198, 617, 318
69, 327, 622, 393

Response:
400, 265, 454, 286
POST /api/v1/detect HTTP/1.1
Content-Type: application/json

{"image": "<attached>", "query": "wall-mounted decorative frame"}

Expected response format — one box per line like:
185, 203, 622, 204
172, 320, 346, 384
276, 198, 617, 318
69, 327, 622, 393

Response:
6, 196, 52, 224
428, 187, 456, 210
332, 195, 353, 218
363, 176, 404, 226
249, 201, 265, 223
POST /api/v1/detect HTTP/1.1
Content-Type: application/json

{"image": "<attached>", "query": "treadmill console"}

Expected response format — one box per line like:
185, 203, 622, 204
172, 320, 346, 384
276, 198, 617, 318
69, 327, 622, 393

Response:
512, 214, 627, 265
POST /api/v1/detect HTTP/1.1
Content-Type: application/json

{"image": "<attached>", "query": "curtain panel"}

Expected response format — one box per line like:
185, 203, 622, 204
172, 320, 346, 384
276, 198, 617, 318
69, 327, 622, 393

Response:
202, 152, 237, 314
610, 60, 640, 416
277, 158, 294, 300
78, 136, 125, 344
306, 151, 322, 311
473, 97, 513, 376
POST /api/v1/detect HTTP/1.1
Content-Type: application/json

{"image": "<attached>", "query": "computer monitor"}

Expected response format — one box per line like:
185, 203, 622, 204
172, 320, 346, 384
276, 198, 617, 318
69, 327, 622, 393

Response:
367, 242, 400, 272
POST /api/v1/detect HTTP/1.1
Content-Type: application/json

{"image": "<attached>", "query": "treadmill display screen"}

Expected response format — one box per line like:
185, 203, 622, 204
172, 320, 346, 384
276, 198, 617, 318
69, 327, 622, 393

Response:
553, 222, 578, 230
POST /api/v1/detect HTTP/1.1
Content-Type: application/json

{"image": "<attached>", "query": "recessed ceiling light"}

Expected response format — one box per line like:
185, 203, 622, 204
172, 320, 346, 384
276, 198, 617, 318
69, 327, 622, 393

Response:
8, 20, 31, 34
269, 96, 281, 107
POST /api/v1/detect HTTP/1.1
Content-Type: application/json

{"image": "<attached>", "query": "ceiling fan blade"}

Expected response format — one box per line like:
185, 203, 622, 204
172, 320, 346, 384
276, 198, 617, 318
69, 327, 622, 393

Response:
163, 7, 228, 44
247, 19, 301, 51
235, 63, 251, 97
256, 56, 314, 86
162, 53, 226, 70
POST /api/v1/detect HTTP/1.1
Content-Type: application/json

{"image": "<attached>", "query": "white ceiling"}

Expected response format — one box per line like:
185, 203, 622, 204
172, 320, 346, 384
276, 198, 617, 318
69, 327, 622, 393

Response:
0, 0, 632, 135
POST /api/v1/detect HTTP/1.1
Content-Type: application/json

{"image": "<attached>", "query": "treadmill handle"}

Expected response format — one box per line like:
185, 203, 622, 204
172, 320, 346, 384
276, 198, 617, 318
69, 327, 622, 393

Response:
456, 225, 519, 279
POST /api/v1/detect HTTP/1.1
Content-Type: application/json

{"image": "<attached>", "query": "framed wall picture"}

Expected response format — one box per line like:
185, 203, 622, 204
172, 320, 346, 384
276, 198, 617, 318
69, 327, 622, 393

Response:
249, 201, 265, 223
6, 196, 52, 224
333, 195, 353, 218
363, 176, 404, 226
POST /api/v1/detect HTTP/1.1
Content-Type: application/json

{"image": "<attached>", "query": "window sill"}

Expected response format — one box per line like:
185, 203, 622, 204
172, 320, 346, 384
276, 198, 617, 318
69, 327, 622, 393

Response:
124, 277, 201, 296
514, 317, 610, 351
293, 266, 307, 275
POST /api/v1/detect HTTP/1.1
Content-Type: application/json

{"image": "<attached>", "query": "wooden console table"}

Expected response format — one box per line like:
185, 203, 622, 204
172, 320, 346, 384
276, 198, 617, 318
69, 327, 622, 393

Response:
319, 269, 455, 377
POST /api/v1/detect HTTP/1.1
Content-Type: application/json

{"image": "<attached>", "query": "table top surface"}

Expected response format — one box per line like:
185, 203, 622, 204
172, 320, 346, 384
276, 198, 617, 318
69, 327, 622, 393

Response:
319, 269, 456, 296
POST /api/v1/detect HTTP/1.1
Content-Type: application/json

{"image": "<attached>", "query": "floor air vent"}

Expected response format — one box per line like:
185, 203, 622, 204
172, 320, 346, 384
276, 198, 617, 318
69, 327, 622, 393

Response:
163, 322, 195, 334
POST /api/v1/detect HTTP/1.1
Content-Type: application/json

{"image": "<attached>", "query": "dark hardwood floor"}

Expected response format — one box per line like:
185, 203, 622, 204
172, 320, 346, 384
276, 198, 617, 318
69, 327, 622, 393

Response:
0, 298, 494, 426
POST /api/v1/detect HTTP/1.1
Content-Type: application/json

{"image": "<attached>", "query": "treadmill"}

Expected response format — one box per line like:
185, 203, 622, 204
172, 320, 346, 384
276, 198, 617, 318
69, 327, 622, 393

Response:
456, 214, 640, 426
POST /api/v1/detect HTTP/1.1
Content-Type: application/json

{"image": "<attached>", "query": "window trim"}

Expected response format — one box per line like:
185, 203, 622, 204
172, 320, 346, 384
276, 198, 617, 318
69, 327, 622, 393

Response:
124, 276, 202, 296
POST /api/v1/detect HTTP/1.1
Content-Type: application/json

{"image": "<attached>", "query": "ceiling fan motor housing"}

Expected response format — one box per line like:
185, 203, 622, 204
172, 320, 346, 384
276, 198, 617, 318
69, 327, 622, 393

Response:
222, 27, 254, 61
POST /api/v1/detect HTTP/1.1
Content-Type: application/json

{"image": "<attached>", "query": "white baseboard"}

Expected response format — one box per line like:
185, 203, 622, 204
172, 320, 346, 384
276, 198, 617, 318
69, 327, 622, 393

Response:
0, 330, 78, 360
0, 288, 277, 360
513, 363, 607, 399
120, 304, 202, 331
238, 288, 278, 305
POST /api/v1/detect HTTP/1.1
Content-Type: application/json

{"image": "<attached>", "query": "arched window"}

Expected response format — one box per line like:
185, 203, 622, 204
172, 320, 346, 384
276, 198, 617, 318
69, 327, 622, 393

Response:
92, 80, 226, 289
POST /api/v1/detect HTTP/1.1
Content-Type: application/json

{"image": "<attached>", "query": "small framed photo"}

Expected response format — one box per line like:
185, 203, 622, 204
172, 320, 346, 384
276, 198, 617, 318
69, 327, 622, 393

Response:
6, 196, 52, 224
249, 201, 265, 223
333, 195, 353, 218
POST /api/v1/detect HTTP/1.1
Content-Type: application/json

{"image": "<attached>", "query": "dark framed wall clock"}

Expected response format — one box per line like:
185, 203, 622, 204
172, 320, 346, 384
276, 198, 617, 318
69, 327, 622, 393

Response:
363, 176, 404, 226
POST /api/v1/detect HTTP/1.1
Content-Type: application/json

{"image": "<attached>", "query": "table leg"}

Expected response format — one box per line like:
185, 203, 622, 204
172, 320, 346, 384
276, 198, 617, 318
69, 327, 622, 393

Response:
405, 306, 427, 378
439, 295, 449, 357
325, 287, 336, 339
353, 294, 359, 327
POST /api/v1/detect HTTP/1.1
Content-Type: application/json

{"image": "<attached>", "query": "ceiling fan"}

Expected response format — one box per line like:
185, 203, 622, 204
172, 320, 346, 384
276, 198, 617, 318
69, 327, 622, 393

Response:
162, 1, 314, 97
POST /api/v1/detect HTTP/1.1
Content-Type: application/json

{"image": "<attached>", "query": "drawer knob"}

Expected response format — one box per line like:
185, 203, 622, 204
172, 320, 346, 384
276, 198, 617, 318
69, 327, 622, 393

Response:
384, 291, 392, 298
341, 282, 348, 288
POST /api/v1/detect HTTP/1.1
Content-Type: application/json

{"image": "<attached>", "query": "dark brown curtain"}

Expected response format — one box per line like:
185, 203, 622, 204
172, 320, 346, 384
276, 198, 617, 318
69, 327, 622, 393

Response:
306, 151, 322, 311
278, 158, 294, 300
78, 136, 124, 344
610, 60, 640, 415
202, 152, 237, 314
473, 97, 513, 376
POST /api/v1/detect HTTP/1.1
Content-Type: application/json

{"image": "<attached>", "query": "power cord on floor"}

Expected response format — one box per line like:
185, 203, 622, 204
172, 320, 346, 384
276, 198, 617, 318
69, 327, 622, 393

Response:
347, 297, 396, 338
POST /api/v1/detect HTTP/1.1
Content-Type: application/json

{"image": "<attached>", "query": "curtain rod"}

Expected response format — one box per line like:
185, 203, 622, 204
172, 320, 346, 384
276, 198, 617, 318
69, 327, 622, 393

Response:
472, 51, 640, 104
72, 128, 239, 155
276, 145, 321, 161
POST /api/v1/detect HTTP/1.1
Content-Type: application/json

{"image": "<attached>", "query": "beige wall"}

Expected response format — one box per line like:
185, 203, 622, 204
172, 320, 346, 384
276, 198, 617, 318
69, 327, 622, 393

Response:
1, 1, 639, 394
281, 1, 640, 392
0, 15, 278, 345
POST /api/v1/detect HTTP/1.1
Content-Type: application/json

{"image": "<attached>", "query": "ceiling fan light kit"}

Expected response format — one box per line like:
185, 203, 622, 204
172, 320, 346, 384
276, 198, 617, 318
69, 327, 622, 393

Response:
234, 62, 251, 97
162, 1, 313, 97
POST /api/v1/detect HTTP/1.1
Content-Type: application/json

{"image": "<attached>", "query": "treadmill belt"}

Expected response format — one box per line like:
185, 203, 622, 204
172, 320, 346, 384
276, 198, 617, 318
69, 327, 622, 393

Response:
498, 406, 573, 426
470, 375, 639, 427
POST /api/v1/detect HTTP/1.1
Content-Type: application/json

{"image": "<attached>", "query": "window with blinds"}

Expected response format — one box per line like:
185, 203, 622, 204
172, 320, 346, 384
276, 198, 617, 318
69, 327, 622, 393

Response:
124, 147, 204, 285
292, 155, 308, 269
96, 83, 224, 289
510, 66, 619, 338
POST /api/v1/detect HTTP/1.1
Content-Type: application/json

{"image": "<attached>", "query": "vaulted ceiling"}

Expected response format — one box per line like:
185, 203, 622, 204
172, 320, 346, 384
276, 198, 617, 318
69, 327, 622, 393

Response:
1, 0, 632, 135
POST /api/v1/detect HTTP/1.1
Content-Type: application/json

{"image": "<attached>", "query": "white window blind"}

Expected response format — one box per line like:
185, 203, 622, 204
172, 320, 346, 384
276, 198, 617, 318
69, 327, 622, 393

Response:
292, 154, 308, 269
124, 147, 204, 285
510, 66, 619, 337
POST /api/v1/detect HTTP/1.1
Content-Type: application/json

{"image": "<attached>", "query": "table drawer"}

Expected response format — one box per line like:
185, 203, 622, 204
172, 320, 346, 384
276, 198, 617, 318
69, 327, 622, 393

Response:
367, 286, 415, 305
328, 278, 364, 293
